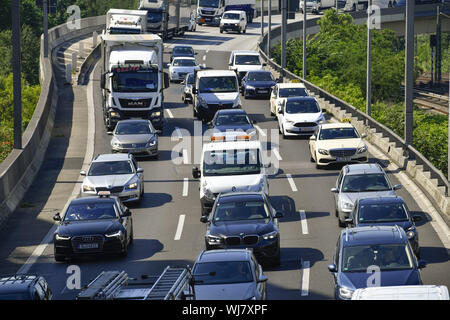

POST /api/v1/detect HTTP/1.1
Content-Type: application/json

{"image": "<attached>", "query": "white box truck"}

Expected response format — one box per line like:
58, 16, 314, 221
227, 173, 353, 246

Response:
106, 9, 148, 34
197, 0, 256, 26
344, 0, 395, 11
299, 0, 336, 14
100, 34, 169, 131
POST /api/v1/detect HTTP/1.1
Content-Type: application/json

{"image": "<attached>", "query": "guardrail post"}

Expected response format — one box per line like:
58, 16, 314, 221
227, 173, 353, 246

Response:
92, 31, 98, 48
79, 41, 84, 59
72, 52, 77, 71
66, 64, 72, 84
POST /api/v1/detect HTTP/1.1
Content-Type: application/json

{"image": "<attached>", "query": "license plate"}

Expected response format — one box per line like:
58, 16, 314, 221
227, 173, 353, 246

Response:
259, 90, 268, 93
78, 243, 98, 249
336, 157, 351, 162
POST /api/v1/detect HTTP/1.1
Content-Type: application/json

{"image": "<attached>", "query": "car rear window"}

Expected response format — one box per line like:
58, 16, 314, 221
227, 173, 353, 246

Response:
193, 261, 253, 285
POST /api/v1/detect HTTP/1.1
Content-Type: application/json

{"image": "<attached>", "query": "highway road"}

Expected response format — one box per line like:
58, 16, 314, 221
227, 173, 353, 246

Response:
0, 17, 449, 300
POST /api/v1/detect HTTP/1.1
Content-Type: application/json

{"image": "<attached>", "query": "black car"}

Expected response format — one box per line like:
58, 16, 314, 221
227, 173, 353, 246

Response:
170, 45, 196, 62
0, 274, 52, 300
240, 70, 277, 99
200, 192, 283, 266
53, 194, 133, 261
209, 109, 257, 141
346, 196, 422, 257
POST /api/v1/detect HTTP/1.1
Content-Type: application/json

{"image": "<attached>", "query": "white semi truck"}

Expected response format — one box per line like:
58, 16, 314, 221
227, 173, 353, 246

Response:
100, 34, 169, 131
343, 0, 395, 11
197, 0, 255, 26
106, 9, 148, 34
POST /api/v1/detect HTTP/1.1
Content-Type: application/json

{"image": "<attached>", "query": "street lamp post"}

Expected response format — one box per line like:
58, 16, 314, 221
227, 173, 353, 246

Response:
303, 0, 306, 79
268, 0, 272, 58
281, 0, 287, 81
366, 0, 372, 117
43, 0, 48, 57
12, 0, 22, 150
404, 0, 414, 147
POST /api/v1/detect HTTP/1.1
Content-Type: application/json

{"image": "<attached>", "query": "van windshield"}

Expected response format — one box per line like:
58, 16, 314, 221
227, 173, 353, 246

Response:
203, 149, 261, 176
198, 76, 237, 93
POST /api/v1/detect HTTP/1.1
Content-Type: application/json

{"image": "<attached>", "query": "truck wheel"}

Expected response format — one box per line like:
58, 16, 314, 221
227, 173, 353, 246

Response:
238, 27, 241, 34
220, 28, 223, 33
243, 28, 246, 34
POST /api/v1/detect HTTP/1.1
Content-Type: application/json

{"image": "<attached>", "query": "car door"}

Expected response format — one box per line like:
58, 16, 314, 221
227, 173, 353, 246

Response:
118, 200, 132, 242
131, 156, 143, 191
277, 100, 285, 130
251, 255, 265, 299
332, 236, 341, 291
309, 127, 319, 159
334, 169, 344, 212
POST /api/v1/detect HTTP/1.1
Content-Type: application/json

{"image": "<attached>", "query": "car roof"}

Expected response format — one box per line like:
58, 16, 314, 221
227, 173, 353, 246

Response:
196, 249, 252, 263
117, 119, 150, 125
343, 163, 384, 175
285, 96, 317, 102
92, 153, 132, 162
196, 70, 237, 78
203, 140, 262, 151
320, 122, 355, 129
358, 196, 404, 206
68, 196, 117, 206
232, 50, 260, 56
224, 10, 245, 14
0, 275, 38, 294
217, 192, 265, 203
277, 82, 306, 88
341, 226, 408, 247
172, 56, 196, 60
215, 109, 247, 115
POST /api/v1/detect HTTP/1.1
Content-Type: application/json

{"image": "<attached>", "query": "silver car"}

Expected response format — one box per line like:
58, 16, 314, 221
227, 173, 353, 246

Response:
110, 120, 158, 159
181, 73, 194, 104
192, 249, 268, 300
331, 163, 402, 227
80, 153, 144, 204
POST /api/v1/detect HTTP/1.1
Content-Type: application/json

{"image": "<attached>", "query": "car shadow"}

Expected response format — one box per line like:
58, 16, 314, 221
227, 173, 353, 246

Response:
419, 246, 449, 264
263, 247, 325, 271
139, 192, 173, 209
269, 195, 297, 222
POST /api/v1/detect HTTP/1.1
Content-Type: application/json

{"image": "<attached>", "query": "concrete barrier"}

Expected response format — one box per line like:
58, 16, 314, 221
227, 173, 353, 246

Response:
0, 17, 106, 226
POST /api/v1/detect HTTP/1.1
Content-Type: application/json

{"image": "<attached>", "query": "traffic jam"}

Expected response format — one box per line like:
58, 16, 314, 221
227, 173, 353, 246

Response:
1, 1, 449, 302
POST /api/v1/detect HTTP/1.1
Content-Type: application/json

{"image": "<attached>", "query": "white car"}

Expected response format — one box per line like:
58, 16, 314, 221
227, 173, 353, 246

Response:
309, 123, 368, 168
228, 50, 265, 83
220, 10, 247, 34
192, 140, 270, 216
270, 82, 310, 116
168, 57, 200, 82
277, 96, 325, 138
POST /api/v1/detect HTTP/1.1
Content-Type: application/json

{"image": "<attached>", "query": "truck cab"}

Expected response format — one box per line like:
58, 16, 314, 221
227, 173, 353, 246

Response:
106, 9, 147, 34
197, 0, 255, 26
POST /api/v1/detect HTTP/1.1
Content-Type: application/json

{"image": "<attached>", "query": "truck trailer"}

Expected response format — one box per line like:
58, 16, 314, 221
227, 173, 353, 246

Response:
100, 33, 169, 131
106, 9, 148, 34
139, 0, 192, 39
196, 0, 255, 26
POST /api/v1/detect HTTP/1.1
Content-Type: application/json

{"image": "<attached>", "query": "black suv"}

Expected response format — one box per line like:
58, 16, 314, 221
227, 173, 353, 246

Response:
0, 275, 52, 300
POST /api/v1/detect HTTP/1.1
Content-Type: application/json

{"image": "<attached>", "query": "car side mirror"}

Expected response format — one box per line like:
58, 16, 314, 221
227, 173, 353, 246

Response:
278, 109, 283, 115
192, 166, 201, 179
276, 77, 282, 83
200, 216, 208, 223
393, 184, 402, 190
328, 264, 337, 273
412, 215, 422, 222
80, 170, 86, 176
309, 135, 316, 141
252, 119, 257, 124
330, 187, 338, 193
53, 213, 61, 222
137, 168, 144, 173
262, 63, 267, 67
121, 209, 132, 217
257, 275, 268, 283
361, 133, 367, 138
418, 260, 427, 269
181, 80, 186, 85
192, 88, 198, 94
274, 212, 284, 219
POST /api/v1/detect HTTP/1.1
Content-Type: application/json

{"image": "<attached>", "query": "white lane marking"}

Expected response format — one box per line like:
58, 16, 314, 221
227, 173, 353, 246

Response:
202, 55, 206, 62
175, 127, 182, 139
183, 149, 189, 164
286, 174, 298, 192
300, 259, 310, 296
272, 147, 282, 161
174, 214, 186, 240
299, 210, 308, 235
254, 125, 266, 137
183, 178, 189, 197
202, 63, 206, 68
166, 109, 174, 118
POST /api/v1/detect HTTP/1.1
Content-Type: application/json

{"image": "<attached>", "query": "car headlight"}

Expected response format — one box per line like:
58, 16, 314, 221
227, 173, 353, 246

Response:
357, 145, 368, 154
109, 111, 120, 118
151, 111, 161, 118
262, 231, 278, 240
233, 98, 241, 108
111, 140, 121, 148
406, 228, 416, 240
340, 201, 354, 211
146, 139, 157, 147
105, 230, 123, 238
339, 286, 354, 299
82, 185, 95, 192
206, 234, 222, 245
245, 85, 255, 90
286, 120, 295, 125
55, 234, 71, 241
126, 182, 138, 190
318, 148, 329, 155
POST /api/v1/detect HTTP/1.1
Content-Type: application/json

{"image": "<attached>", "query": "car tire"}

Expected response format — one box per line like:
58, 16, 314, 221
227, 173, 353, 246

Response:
238, 27, 241, 34
338, 217, 346, 228
129, 226, 134, 245
121, 236, 128, 258
243, 28, 246, 34
54, 254, 66, 262
220, 28, 223, 33
281, 125, 287, 139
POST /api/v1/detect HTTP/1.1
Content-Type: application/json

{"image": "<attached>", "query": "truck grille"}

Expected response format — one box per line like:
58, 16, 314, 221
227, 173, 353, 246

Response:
329, 148, 357, 157
72, 235, 104, 253
96, 186, 124, 194
201, 10, 214, 15
119, 98, 152, 108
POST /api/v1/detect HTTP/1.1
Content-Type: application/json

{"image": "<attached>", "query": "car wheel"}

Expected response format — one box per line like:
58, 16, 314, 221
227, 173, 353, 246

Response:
220, 28, 223, 33
54, 254, 66, 262
121, 236, 128, 258
338, 217, 346, 228
243, 28, 246, 34
335, 208, 339, 217
129, 226, 134, 245
238, 27, 241, 34
282, 125, 287, 139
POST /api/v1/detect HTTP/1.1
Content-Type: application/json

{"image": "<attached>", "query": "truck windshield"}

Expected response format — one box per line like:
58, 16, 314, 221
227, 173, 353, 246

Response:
203, 149, 261, 176
112, 68, 159, 93
235, 55, 261, 65
198, 76, 237, 93
143, 9, 162, 23
199, 0, 220, 8
109, 27, 141, 35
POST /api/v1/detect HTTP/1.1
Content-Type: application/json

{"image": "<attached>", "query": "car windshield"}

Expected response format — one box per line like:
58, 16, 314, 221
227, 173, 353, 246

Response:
247, 72, 274, 82
115, 122, 153, 135
214, 200, 270, 222
235, 55, 261, 65
341, 173, 391, 192
173, 59, 197, 67
112, 68, 158, 92
319, 127, 359, 140
64, 203, 118, 221
278, 87, 308, 97
215, 114, 250, 126
198, 76, 237, 93
203, 149, 261, 176
88, 161, 134, 176
186, 73, 194, 84
285, 100, 320, 114
193, 261, 253, 285
199, 0, 219, 8
342, 244, 414, 272
223, 13, 240, 19
173, 47, 194, 55
358, 203, 409, 223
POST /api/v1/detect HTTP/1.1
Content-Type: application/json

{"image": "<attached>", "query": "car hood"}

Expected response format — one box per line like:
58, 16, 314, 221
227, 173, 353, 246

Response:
171, 66, 200, 73
114, 134, 156, 144
204, 174, 263, 193
315, 138, 365, 150
245, 80, 276, 88
84, 174, 135, 188
172, 53, 195, 59
57, 219, 121, 237
338, 269, 421, 290
200, 92, 239, 103
210, 219, 274, 236
340, 190, 396, 205
221, 18, 240, 24
284, 112, 323, 123
195, 282, 256, 300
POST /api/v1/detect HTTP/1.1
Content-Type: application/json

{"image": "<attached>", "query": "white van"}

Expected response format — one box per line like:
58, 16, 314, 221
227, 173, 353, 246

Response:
351, 285, 450, 300
192, 140, 270, 216
220, 10, 247, 34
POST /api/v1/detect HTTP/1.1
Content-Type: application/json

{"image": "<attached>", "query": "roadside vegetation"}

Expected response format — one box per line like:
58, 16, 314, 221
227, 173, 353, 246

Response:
271, 9, 448, 177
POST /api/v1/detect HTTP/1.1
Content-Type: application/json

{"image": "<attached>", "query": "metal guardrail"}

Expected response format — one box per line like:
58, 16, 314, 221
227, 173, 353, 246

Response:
257, 5, 450, 196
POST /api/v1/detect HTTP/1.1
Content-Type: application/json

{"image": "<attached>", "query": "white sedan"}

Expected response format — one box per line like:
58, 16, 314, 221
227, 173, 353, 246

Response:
309, 123, 368, 168
270, 82, 310, 116
168, 57, 200, 82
